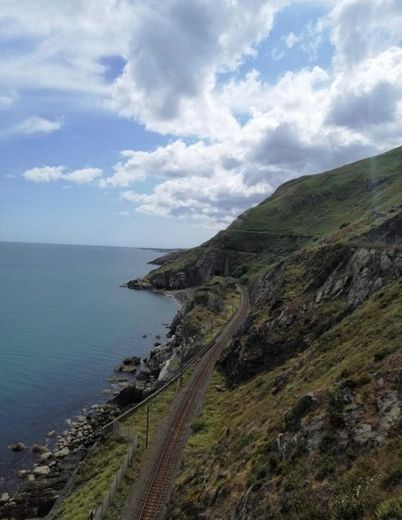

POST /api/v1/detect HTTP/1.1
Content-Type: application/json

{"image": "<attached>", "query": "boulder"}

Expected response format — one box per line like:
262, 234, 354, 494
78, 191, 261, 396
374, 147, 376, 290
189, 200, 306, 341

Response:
9, 442, 26, 452
31, 443, 48, 454
47, 430, 56, 438
112, 383, 144, 406
0, 492, 10, 504
54, 447, 70, 458
285, 394, 319, 432
40, 452, 53, 461
33, 465, 50, 476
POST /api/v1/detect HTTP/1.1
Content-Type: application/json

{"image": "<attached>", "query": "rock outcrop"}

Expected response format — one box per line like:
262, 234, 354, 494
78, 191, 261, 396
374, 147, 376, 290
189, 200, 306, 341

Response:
219, 237, 402, 385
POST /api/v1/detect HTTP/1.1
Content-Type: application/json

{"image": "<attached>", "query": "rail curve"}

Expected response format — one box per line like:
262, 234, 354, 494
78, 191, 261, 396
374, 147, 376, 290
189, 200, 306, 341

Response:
136, 284, 249, 520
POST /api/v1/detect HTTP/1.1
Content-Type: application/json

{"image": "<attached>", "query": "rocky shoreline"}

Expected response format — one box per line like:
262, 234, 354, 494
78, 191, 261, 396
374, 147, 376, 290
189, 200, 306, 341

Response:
0, 287, 192, 520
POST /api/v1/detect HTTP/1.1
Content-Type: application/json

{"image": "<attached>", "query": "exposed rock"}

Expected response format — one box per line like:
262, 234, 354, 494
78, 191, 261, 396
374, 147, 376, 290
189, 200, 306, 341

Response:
220, 242, 402, 386
0, 492, 10, 504
9, 442, 26, 452
112, 383, 144, 406
47, 430, 56, 438
285, 394, 319, 432
33, 466, 50, 476
272, 372, 289, 394
114, 355, 141, 373
303, 415, 325, 452
377, 391, 400, 432
54, 447, 70, 458
40, 452, 53, 462
31, 443, 48, 454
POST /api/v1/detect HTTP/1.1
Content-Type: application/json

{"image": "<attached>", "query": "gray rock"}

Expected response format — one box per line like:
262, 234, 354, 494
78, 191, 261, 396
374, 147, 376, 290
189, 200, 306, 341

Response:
31, 444, 48, 454
33, 465, 50, 476
9, 442, 26, 452
0, 492, 10, 503
285, 394, 319, 432
380, 253, 393, 272
40, 451, 53, 461
353, 423, 375, 445
303, 415, 325, 452
377, 391, 400, 432
54, 447, 70, 458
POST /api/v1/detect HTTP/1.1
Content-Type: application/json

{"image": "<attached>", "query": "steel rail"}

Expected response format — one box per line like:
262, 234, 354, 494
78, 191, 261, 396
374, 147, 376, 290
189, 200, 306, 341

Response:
136, 285, 249, 520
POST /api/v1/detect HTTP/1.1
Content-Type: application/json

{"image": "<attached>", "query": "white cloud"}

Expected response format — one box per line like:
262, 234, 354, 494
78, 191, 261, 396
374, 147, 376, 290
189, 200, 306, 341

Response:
101, 140, 233, 188
109, 0, 289, 139
24, 166, 65, 183
121, 171, 270, 227
0, 92, 17, 110
64, 168, 103, 184
24, 166, 103, 184
15, 0, 402, 229
327, 47, 402, 129
11, 116, 63, 135
284, 32, 299, 48
0, 0, 135, 97
329, 0, 402, 70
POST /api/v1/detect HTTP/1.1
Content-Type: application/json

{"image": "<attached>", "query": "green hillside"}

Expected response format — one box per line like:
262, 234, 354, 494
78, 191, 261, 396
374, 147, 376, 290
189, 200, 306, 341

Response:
139, 145, 402, 288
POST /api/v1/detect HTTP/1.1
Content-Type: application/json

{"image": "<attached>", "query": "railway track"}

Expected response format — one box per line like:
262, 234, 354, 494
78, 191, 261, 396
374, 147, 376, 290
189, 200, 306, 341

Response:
135, 285, 249, 520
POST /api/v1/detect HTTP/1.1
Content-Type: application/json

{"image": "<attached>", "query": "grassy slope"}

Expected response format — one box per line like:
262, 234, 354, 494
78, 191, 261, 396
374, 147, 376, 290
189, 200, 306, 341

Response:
169, 279, 402, 519
146, 145, 402, 282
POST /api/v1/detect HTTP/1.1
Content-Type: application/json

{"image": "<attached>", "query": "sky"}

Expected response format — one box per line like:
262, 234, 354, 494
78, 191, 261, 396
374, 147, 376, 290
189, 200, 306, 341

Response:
1, 0, 402, 248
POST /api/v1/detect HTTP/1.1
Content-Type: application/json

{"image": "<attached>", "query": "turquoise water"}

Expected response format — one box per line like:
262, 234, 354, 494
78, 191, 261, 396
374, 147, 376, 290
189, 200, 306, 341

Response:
0, 242, 178, 488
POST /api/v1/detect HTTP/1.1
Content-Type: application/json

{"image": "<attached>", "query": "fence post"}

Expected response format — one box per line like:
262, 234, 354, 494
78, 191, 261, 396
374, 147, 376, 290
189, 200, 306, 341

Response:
145, 406, 150, 449
87, 434, 138, 519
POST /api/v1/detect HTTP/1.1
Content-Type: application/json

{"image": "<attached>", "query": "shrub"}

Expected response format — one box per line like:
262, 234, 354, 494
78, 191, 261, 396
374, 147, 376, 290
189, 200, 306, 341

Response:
382, 467, 402, 490
376, 497, 402, 520
191, 419, 207, 434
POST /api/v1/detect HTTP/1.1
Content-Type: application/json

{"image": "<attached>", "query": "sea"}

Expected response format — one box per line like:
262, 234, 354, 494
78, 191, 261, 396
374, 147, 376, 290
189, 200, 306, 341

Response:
0, 242, 178, 490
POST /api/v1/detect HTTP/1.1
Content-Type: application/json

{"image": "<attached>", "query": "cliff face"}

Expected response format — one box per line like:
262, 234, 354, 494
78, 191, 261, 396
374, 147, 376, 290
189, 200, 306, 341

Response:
220, 238, 402, 385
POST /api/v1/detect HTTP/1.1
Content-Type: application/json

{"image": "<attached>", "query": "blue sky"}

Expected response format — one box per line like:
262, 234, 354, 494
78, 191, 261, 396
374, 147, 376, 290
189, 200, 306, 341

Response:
1, 0, 402, 248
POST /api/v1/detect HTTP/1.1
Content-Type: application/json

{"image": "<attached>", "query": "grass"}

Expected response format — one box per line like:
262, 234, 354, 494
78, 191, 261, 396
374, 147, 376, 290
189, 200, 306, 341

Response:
167, 278, 402, 519
57, 369, 194, 520
147, 145, 402, 284
55, 280, 240, 520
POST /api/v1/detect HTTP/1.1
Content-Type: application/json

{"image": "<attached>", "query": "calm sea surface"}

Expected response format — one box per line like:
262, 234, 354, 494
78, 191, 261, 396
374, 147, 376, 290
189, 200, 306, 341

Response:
0, 242, 178, 489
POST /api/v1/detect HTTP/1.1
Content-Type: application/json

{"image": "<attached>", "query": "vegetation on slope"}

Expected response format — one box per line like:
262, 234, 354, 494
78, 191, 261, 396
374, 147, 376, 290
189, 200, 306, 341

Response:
141, 145, 402, 287
168, 278, 402, 519
161, 146, 402, 518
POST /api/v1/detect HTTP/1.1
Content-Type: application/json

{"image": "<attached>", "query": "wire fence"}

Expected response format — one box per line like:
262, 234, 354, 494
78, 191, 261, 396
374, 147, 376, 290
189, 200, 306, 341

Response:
89, 424, 137, 520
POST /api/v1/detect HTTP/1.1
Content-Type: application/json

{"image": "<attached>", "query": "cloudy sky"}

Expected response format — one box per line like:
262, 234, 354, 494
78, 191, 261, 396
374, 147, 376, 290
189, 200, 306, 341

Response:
1, 0, 402, 247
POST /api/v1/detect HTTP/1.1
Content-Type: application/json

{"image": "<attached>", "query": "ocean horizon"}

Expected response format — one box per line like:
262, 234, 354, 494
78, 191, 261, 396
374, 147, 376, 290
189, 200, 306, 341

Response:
0, 241, 178, 490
